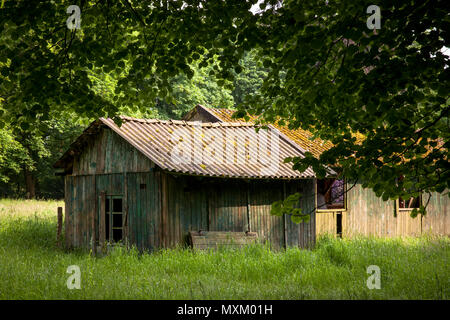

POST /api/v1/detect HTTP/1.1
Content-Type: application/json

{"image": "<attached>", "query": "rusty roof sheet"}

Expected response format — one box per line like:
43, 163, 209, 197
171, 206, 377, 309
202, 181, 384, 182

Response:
201, 107, 335, 158
99, 117, 317, 179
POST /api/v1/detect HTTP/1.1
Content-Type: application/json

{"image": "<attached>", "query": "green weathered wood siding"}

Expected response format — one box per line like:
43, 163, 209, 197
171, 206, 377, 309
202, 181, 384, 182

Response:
72, 128, 154, 175
65, 171, 317, 250
160, 173, 211, 248
208, 181, 248, 232
158, 172, 316, 250
125, 171, 161, 251
64, 174, 96, 248
284, 179, 316, 248
248, 181, 285, 249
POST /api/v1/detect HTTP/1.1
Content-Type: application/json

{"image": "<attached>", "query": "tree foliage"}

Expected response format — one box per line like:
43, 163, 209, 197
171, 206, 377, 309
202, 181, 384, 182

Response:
238, 0, 449, 211
0, 1, 265, 197
0, 0, 448, 207
271, 193, 310, 224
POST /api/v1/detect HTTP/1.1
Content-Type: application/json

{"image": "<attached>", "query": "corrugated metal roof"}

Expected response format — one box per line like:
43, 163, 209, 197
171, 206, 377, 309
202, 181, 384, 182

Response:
100, 117, 316, 179
201, 107, 335, 158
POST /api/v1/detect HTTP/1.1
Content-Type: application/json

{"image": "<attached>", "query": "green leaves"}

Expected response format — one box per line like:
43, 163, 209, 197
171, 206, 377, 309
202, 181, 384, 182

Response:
0, 0, 447, 205
270, 192, 311, 224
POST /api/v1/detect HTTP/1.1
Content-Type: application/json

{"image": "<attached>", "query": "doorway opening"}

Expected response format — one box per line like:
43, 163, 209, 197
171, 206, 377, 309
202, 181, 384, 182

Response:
336, 213, 342, 238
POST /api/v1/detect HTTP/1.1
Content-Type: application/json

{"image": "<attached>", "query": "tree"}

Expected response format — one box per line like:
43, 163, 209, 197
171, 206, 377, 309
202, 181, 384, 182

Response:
231, 50, 268, 107
0, 109, 86, 198
0, 1, 448, 210
235, 0, 449, 216
0, 0, 256, 125
151, 59, 235, 119
0, 126, 31, 196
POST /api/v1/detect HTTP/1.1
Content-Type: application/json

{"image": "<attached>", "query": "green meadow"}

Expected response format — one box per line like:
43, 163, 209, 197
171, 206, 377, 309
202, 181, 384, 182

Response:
0, 199, 448, 299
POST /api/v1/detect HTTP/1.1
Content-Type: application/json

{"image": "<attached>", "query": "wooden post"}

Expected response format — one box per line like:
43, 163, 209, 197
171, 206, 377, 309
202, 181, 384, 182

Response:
246, 181, 251, 232
123, 172, 128, 248
99, 191, 106, 253
91, 202, 97, 256
57, 207, 63, 248
283, 181, 288, 249
91, 176, 97, 256
64, 180, 70, 249
161, 173, 168, 248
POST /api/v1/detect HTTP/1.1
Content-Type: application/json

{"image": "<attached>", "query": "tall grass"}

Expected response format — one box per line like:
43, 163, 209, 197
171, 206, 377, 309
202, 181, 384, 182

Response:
0, 199, 448, 299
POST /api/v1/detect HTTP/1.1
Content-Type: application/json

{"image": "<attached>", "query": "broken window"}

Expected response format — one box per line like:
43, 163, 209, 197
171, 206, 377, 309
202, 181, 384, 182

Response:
397, 176, 421, 210
398, 196, 421, 209
317, 178, 345, 210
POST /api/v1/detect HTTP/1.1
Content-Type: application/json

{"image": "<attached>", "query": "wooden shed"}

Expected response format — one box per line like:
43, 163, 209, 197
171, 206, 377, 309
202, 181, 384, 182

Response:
186, 105, 449, 238
54, 116, 320, 251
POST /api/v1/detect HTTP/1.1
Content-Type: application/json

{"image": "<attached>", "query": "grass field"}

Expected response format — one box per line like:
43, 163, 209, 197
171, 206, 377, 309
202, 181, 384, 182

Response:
0, 199, 448, 299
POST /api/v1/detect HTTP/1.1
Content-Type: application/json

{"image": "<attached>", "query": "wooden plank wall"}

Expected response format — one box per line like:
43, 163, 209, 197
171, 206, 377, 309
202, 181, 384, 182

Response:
344, 183, 448, 237
284, 179, 316, 248
64, 175, 96, 248
316, 211, 338, 236
159, 173, 316, 250
72, 128, 154, 175
126, 171, 161, 251
422, 191, 449, 235
346, 182, 396, 237
208, 181, 248, 232
65, 172, 317, 250
248, 180, 285, 250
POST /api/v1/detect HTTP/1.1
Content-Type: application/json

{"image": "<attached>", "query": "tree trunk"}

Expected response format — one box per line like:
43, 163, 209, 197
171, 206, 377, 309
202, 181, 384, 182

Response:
24, 169, 36, 199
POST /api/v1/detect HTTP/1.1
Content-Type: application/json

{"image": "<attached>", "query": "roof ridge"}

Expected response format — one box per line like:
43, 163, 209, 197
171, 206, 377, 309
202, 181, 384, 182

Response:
112, 116, 257, 127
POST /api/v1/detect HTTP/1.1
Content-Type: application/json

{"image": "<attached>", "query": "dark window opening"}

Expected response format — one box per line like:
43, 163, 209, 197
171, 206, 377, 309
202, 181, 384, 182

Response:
140, 183, 146, 190
336, 213, 342, 237
399, 196, 421, 209
397, 176, 421, 210
112, 229, 122, 242
317, 179, 345, 210
113, 198, 122, 212
113, 213, 122, 228
104, 196, 124, 243
105, 213, 110, 241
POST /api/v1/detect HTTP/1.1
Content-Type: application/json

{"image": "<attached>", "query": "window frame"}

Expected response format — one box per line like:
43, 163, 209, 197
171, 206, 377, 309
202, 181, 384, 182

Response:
315, 178, 347, 212
103, 194, 124, 243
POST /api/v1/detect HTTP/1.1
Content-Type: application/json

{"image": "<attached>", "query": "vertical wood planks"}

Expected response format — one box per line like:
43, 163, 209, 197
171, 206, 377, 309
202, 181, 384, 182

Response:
161, 172, 168, 248
99, 191, 106, 251
91, 176, 97, 255
343, 182, 445, 238
248, 180, 284, 250
284, 179, 316, 248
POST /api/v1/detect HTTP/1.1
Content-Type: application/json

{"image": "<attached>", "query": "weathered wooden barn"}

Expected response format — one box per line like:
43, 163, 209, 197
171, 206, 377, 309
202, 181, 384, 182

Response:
55, 105, 449, 252
54, 116, 321, 251
185, 105, 449, 238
